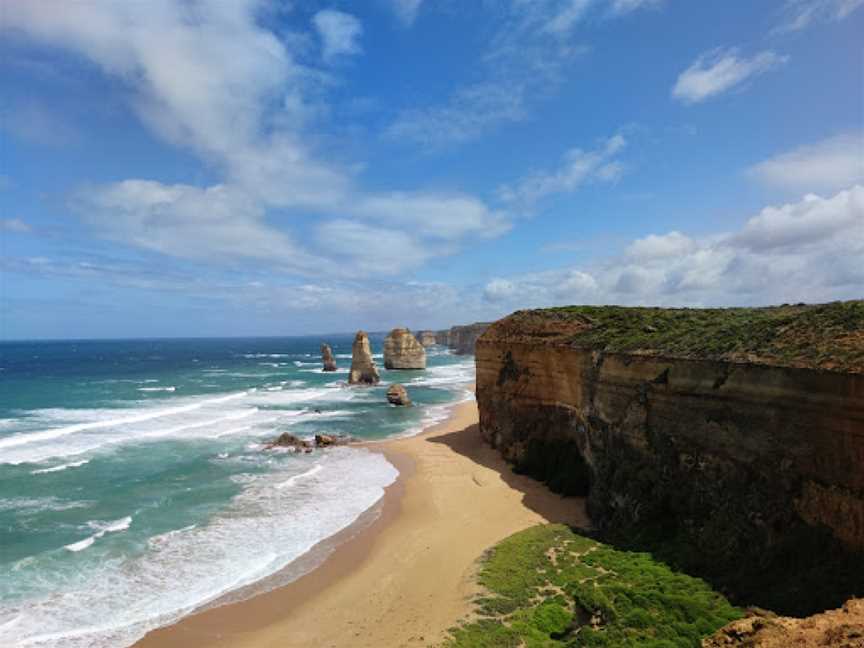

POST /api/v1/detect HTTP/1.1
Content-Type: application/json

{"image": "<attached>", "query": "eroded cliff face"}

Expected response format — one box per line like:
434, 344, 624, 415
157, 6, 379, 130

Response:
447, 323, 490, 355
476, 304, 864, 615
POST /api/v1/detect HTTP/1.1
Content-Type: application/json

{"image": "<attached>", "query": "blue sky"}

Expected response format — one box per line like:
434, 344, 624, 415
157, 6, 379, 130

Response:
1, 0, 862, 339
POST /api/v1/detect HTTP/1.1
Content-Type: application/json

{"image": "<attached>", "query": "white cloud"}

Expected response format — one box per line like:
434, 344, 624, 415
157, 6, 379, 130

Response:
385, 79, 533, 148
1, 218, 32, 233
2, 1, 505, 277
626, 231, 695, 260
498, 134, 627, 209
78, 180, 322, 270
386, 1, 597, 147
776, 0, 864, 32
747, 133, 864, 194
609, 0, 664, 15
385, 0, 668, 146
734, 185, 863, 251
672, 48, 787, 104
544, 0, 593, 34
483, 186, 864, 309
316, 220, 434, 274
354, 192, 511, 240
312, 9, 363, 62
387, 0, 424, 26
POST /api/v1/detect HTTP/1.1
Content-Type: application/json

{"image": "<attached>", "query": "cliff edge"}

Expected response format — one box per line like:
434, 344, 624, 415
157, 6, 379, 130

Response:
476, 301, 864, 615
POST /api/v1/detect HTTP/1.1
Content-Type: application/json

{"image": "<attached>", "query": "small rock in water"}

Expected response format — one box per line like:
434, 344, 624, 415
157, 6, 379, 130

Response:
264, 432, 311, 451
386, 383, 412, 406
315, 434, 353, 447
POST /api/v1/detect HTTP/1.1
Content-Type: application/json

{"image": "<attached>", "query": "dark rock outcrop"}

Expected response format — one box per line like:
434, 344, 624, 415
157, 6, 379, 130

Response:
315, 433, 353, 447
321, 343, 337, 372
348, 330, 380, 385
476, 302, 864, 615
383, 328, 426, 369
386, 383, 411, 406
264, 432, 312, 451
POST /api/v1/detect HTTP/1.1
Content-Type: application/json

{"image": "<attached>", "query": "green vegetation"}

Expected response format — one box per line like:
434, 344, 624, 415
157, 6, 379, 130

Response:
443, 524, 741, 648
516, 300, 864, 372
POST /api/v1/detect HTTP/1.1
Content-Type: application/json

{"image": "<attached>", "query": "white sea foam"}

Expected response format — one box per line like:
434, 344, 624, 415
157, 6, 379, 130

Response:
276, 463, 323, 489
31, 459, 90, 475
407, 360, 475, 387
0, 497, 91, 514
64, 516, 133, 553
1, 449, 398, 648
0, 384, 359, 465
63, 537, 95, 553
138, 386, 176, 392
0, 392, 248, 452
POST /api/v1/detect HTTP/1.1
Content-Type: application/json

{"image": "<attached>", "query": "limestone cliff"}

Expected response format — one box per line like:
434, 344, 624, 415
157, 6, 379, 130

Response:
383, 328, 426, 369
447, 322, 490, 355
476, 302, 864, 615
348, 330, 380, 385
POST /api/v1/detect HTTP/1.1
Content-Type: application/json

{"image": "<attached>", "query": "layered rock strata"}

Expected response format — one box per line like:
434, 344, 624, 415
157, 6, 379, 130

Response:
321, 343, 337, 372
348, 331, 380, 385
476, 302, 864, 615
383, 328, 426, 369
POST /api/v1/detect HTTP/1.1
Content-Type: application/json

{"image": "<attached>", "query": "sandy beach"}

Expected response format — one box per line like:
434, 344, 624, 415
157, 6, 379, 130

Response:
135, 398, 588, 648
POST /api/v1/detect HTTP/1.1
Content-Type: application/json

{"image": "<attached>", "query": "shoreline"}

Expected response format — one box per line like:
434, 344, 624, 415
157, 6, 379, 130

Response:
136, 397, 589, 648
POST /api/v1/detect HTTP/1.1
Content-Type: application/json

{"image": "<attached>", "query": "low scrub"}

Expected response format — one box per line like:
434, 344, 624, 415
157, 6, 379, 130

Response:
444, 524, 741, 648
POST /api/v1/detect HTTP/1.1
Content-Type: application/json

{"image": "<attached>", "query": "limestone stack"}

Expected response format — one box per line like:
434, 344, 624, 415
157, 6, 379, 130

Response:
348, 331, 380, 385
321, 343, 337, 372
383, 328, 426, 369
416, 330, 438, 347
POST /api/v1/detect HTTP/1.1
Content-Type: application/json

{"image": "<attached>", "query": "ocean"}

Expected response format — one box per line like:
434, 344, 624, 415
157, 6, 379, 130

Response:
0, 334, 475, 648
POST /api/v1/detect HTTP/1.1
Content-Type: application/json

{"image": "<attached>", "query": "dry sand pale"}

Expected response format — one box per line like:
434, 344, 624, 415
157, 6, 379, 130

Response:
137, 399, 589, 648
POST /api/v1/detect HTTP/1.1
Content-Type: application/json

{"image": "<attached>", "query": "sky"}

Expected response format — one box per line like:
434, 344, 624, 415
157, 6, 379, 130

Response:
0, 0, 862, 339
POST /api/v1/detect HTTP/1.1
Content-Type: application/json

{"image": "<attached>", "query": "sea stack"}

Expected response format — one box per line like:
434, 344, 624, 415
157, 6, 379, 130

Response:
348, 331, 380, 385
416, 330, 438, 347
386, 383, 411, 406
383, 328, 426, 370
321, 343, 337, 372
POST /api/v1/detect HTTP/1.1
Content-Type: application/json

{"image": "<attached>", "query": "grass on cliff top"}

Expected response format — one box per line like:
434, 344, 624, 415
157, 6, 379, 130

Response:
518, 300, 864, 372
443, 524, 741, 648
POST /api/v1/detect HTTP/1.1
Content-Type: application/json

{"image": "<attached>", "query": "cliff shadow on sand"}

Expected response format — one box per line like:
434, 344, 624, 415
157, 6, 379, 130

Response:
427, 423, 591, 530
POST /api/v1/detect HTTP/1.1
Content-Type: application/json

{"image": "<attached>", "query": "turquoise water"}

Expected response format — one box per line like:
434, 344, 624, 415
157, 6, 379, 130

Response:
0, 335, 474, 647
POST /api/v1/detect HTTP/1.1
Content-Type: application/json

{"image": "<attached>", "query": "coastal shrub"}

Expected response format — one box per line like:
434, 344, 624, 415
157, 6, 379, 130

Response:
443, 524, 741, 648
533, 300, 864, 371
